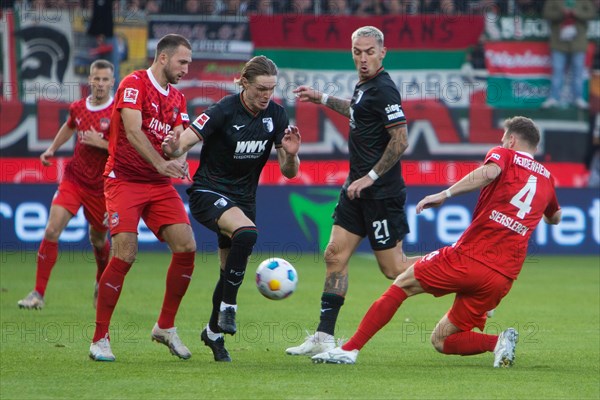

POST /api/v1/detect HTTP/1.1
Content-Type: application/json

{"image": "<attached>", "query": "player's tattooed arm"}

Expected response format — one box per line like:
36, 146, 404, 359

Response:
324, 96, 351, 118
371, 124, 408, 176
324, 271, 349, 297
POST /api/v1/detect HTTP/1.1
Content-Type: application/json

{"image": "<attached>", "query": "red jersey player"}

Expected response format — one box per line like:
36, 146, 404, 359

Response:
89, 34, 196, 362
311, 116, 563, 368
18, 59, 115, 311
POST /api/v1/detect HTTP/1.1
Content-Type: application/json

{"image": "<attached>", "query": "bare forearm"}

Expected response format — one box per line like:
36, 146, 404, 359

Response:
372, 126, 408, 176
126, 129, 164, 168
280, 154, 299, 179
324, 96, 351, 118
49, 123, 75, 152
447, 164, 501, 196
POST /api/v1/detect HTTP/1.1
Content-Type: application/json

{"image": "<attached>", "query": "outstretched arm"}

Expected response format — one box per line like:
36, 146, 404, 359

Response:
293, 85, 351, 118
346, 125, 409, 200
161, 125, 202, 159
40, 122, 76, 166
276, 125, 301, 179
416, 163, 502, 213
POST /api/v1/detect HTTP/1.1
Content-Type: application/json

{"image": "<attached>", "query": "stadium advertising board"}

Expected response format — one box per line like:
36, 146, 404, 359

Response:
1, 185, 597, 255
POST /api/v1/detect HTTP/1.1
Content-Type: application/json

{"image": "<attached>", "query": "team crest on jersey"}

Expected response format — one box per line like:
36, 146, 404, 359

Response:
110, 212, 119, 228
123, 88, 139, 103
99, 118, 110, 131
262, 117, 273, 133
193, 113, 210, 130
354, 90, 364, 105
214, 198, 228, 208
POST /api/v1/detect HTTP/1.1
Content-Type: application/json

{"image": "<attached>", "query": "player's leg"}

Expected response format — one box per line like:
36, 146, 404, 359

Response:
286, 225, 361, 356
214, 207, 257, 334
82, 191, 111, 308
287, 190, 363, 356
200, 246, 232, 362
374, 240, 422, 279
431, 261, 518, 367
90, 231, 137, 361
143, 184, 196, 359
312, 264, 424, 364
90, 179, 142, 361
18, 204, 73, 309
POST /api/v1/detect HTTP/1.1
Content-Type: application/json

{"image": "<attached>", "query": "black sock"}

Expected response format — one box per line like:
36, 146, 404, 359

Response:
222, 227, 257, 305
208, 270, 226, 333
316, 292, 345, 336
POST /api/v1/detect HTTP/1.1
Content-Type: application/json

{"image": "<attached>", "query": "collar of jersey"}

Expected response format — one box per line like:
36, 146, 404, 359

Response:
239, 92, 259, 118
146, 68, 170, 96
86, 96, 114, 112
358, 66, 384, 86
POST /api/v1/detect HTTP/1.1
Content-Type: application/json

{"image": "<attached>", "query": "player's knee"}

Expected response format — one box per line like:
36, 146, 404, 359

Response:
430, 332, 445, 353
44, 225, 62, 242
231, 226, 258, 255
324, 242, 341, 265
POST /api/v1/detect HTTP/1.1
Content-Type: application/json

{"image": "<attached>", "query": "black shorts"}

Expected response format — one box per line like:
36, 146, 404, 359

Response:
188, 189, 256, 249
333, 189, 409, 250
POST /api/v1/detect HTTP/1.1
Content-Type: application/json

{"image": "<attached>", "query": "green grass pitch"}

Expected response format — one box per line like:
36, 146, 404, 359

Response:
1, 251, 598, 399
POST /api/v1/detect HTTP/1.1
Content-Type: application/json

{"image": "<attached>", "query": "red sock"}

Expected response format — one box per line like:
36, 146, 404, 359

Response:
342, 285, 408, 351
34, 239, 59, 297
157, 252, 195, 329
442, 331, 498, 355
93, 241, 110, 283
93, 257, 132, 342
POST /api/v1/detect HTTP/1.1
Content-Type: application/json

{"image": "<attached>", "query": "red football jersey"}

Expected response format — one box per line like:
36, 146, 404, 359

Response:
455, 146, 560, 280
64, 96, 113, 195
105, 69, 190, 184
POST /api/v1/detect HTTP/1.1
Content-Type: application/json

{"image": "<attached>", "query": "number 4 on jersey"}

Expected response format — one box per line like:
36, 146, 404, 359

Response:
510, 175, 537, 219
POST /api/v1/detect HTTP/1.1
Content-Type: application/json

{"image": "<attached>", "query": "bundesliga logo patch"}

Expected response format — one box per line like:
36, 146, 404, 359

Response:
193, 113, 210, 130
123, 88, 139, 104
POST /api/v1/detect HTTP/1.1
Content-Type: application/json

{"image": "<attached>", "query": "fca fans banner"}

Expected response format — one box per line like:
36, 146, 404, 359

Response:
1, 185, 598, 255
484, 42, 596, 108
147, 16, 252, 61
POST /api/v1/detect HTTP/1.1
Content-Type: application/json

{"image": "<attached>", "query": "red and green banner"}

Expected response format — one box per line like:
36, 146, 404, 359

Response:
249, 15, 484, 70
484, 41, 596, 108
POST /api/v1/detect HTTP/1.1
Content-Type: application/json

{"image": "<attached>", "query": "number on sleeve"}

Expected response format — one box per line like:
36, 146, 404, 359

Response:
510, 175, 537, 219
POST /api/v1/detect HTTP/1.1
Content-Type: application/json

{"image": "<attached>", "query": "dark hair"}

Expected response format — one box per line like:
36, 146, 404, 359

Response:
90, 59, 114, 73
234, 55, 278, 86
155, 34, 192, 60
504, 116, 540, 147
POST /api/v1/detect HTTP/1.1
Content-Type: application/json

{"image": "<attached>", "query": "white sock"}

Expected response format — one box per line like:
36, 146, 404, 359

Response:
206, 324, 223, 340
220, 302, 238, 312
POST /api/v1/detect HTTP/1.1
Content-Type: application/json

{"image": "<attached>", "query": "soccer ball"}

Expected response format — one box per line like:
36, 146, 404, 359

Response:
255, 258, 298, 300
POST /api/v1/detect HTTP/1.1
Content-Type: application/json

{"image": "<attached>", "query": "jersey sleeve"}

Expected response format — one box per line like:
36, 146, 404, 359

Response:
483, 146, 509, 170
175, 94, 190, 129
66, 101, 78, 129
273, 106, 290, 147
114, 75, 144, 112
544, 177, 561, 218
189, 102, 225, 141
372, 84, 406, 129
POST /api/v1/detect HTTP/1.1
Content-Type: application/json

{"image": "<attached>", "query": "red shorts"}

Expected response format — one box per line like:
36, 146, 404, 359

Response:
414, 246, 513, 332
104, 178, 190, 241
52, 179, 108, 233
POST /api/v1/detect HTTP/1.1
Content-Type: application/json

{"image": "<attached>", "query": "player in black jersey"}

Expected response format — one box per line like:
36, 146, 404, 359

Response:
286, 26, 422, 356
162, 55, 301, 362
